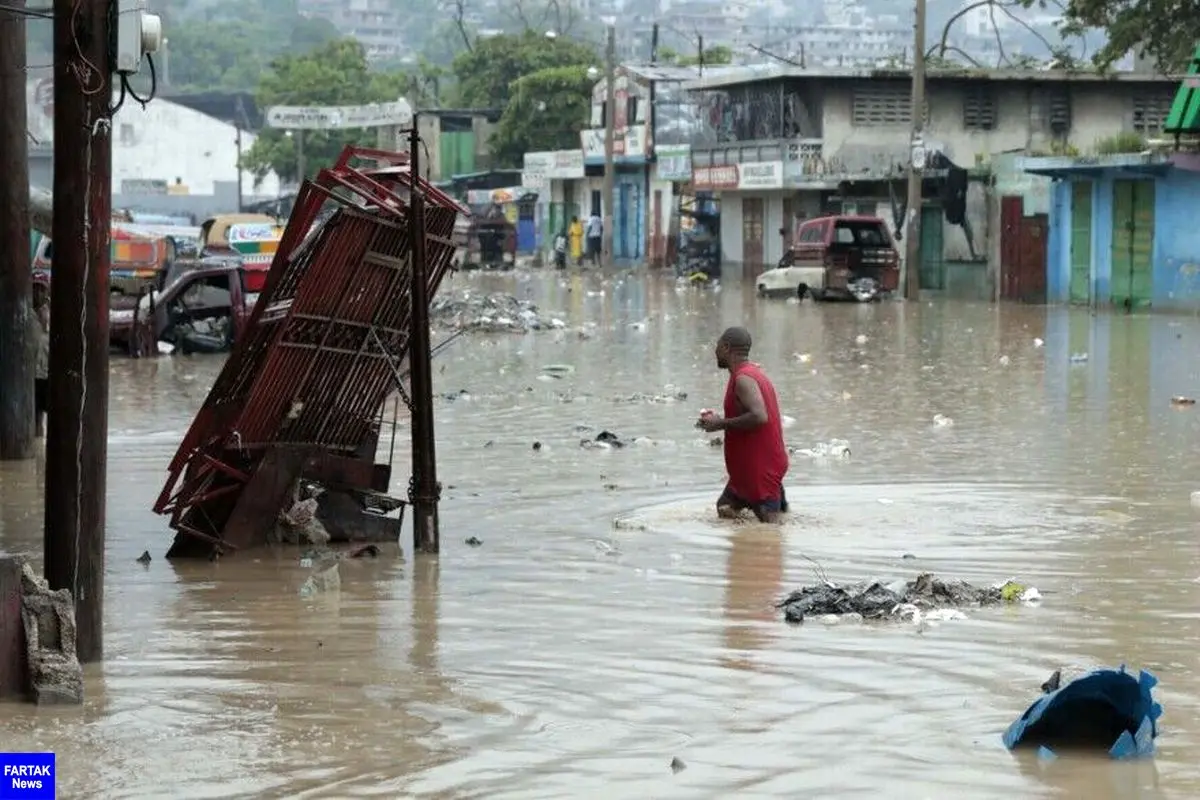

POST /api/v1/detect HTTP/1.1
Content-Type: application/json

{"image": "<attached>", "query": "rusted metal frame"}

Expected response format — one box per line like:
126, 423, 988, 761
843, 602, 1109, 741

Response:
155, 458, 215, 514
199, 453, 250, 483
370, 328, 415, 412
319, 170, 411, 220
268, 219, 385, 450
186, 483, 244, 506
277, 340, 392, 359
334, 146, 410, 170
308, 222, 410, 445
176, 523, 239, 552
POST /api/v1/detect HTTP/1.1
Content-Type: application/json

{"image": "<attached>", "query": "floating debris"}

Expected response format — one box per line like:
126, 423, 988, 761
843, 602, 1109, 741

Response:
777, 572, 1039, 625
136, 550, 151, 566
465, 536, 483, 547
790, 439, 850, 459
670, 757, 687, 774
1003, 666, 1161, 760
431, 291, 564, 333
1170, 396, 1196, 407
581, 430, 626, 449
1069, 352, 1089, 364
933, 414, 954, 427
614, 390, 689, 404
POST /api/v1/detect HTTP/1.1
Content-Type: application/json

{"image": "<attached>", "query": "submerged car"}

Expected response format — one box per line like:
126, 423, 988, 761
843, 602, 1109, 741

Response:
758, 215, 900, 302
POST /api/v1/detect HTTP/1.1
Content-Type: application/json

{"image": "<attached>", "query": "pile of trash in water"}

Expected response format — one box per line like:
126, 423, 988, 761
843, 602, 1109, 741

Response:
431, 291, 565, 333
789, 439, 851, 459
777, 572, 1041, 625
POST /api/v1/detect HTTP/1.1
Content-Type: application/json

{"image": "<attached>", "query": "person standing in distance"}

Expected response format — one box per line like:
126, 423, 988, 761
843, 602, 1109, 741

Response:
584, 210, 603, 267
696, 327, 790, 523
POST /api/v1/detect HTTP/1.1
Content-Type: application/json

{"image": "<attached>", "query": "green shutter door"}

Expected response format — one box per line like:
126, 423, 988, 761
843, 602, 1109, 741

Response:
1069, 181, 1092, 304
919, 204, 945, 290
1111, 180, 1155, 309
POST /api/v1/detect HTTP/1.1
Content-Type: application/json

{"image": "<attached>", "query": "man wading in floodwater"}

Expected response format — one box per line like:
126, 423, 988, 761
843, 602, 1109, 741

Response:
696, 327, 790, 523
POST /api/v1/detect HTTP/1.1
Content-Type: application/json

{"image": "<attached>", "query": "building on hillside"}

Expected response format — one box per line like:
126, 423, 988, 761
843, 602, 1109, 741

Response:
26, 74, 282, 220
678, 65, 1180, 295
1019, 152, 1200, 312
377, 109, 501, 183
297, 0, 406, 62
579, 64, 742, 266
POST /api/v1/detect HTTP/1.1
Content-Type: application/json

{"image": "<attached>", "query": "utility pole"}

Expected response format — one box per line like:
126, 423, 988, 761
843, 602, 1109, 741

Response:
0, 0, 35, 460
295, 130, 307, 183
602, 23, 616, 267
408, 117, 440, 555
903, 0, 927, 300
46, 0, 112, 663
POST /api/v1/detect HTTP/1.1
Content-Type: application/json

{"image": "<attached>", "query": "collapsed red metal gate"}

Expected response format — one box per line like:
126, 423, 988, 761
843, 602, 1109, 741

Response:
153, 146, 467, 557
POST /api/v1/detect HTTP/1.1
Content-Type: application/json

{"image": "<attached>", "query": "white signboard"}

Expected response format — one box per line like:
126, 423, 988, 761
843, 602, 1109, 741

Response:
580, 125, 648, 160
738, 161, 784, 191
265, 100, 413, 130
551, 150, 584, 178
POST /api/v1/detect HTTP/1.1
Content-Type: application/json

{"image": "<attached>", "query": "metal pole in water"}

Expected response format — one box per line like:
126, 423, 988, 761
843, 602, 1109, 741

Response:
407, 116, 440, 554
602, 24, 616, 267
903, 0, 927, 301
46, 0, 111, 663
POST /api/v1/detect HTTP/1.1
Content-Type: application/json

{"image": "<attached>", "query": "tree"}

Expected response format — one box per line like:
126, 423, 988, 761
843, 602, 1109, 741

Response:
491, 65, 593, 166
1060, 0, 1193, 70
928, 0, 1083, 69
240, 39, 410, 185
153, 0, 341, 92
451, 30, 597, 109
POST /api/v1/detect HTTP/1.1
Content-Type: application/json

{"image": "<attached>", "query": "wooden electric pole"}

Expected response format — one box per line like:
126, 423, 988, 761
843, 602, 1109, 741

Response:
602, 24, 616, 267
46, 0, 112, 663
903, 0, 927, 300
408, 117, 440, 555
0, 0, 35, 460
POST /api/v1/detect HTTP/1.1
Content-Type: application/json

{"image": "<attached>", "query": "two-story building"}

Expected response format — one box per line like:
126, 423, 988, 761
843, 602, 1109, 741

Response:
677, 66, 1180, 295
579, 64, 741, 266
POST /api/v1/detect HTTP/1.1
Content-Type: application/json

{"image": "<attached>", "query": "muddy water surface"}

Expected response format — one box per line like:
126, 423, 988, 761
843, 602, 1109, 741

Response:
2, 270, 1200, 799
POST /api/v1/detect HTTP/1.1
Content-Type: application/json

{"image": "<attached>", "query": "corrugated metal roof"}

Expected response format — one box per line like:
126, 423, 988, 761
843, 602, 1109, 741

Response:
153, 145, 469, 553
681, 64, 1187, 92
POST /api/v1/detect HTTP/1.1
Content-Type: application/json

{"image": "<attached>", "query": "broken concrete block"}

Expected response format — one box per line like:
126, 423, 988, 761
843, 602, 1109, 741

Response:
19, 564, 83, 705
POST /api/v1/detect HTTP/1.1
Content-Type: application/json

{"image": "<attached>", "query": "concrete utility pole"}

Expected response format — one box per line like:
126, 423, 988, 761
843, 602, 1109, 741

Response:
0, 1, 35, 460
903, 0, 927, 300
46, 0, 112, 663
602, 23, 616, 266
407, 117, 440, 555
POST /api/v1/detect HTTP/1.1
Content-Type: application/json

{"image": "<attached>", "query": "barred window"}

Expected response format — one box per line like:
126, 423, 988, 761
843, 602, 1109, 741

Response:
1132, 92, 1175, 133
852, 84, 925, 126
1048, 90, 1071, 135
962, 86, 996, 131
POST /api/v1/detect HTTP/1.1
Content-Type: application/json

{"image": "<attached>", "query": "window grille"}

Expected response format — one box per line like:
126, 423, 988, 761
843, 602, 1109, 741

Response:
852, 85, 924, 126
962, 86, 997, 131
1133, 92, 1174, 133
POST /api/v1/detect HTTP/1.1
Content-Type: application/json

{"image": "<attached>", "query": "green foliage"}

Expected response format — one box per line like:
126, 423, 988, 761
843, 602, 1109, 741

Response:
1095, 132, 1148, 154
491, 65, 593, 167
240, 39, 410, 185
1061, 0, 1194, 71
657, 45, 734, 67
451, 31, 597, 108
158, 0, 342, 92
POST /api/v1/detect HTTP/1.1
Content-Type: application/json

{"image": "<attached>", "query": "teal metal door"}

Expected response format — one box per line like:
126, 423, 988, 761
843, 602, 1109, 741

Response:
919, 205, 945, 290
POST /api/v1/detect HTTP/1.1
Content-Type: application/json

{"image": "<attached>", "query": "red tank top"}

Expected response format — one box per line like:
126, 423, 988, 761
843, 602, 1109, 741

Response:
723, 362, 789, 502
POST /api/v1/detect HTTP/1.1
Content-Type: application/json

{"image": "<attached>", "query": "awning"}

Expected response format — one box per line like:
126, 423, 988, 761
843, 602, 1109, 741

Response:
1018, 153, 1173, 179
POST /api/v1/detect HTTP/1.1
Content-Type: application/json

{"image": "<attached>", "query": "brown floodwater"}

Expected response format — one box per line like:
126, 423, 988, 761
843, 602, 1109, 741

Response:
2, 269, 1200, 798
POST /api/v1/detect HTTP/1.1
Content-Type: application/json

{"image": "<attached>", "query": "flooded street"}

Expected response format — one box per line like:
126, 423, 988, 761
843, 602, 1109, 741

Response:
3, 269, 1200, 798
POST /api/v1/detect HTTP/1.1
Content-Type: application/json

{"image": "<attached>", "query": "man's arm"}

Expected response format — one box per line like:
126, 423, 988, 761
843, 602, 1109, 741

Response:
717, 375, 768, 431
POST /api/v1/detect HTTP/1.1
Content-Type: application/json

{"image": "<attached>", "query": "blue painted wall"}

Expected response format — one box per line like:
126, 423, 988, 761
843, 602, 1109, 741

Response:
1151, 171, 1200, 309
1046, 180, 1070, 303
614, 168, 645, 263
1044, 170, 1200, 309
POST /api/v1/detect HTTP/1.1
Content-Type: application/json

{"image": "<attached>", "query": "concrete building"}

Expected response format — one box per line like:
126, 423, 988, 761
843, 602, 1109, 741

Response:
521, 149, 589, 251
579, 64, 742, 265
378, 109, 501, 183
678, 65, 1181, 294
26, 74, 282, 220
1021, 153, 1200, 312
297, 0, 406, 62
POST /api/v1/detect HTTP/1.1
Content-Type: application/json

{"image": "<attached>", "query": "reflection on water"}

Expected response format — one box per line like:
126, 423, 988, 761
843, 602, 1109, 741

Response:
2, 270, 1200, 797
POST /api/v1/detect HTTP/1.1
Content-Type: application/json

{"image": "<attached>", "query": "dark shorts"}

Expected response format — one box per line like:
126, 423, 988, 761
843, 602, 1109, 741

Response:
717, 483, 789, 522
34, 378, 48, 415
586, 236, 602, 257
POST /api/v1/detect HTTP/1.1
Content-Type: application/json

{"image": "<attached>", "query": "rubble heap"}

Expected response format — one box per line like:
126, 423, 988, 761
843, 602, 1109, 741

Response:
431, 291, 565, 333
777, 572, 1033, 624
20, 563, 84, 704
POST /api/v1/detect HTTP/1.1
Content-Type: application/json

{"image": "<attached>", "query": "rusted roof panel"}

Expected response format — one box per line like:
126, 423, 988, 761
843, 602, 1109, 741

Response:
153, 145, 467, 551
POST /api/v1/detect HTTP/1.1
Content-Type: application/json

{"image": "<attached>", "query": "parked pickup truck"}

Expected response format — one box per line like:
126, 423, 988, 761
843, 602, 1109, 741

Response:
757, 215, 900, 302
110, 257, 259, 356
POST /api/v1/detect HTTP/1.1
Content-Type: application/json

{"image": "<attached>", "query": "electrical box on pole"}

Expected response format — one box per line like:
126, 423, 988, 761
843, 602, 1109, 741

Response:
114, 0, 163, 75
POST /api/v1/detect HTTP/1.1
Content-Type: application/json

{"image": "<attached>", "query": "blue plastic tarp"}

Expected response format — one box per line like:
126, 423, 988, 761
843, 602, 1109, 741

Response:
1002, 666, 1162, 760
